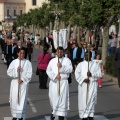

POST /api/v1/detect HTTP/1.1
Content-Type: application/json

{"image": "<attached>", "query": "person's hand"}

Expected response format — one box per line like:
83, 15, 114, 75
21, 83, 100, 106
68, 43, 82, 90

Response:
101, 69, 104, 73
18, 79, 23, 84
17, 66, 21, 71
84, 79, 90, 84
14, 45, 17, 48
56, 73, 61, 80
87, 71, 92, 77
57, 62, 62, 68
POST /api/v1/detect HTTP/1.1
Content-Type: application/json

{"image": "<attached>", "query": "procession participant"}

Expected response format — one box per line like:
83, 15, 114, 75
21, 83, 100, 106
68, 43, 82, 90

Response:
7, 48, 32, 120
93, 53, 104, 88
46, 46, 73, 120
75, 52, 102, 120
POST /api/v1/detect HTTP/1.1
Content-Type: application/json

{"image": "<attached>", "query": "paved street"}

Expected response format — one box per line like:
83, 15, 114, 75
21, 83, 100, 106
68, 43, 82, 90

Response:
0, 47, 120, 120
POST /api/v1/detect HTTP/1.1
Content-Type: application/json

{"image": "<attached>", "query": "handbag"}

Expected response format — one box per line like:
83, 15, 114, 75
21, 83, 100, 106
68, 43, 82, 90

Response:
36, 68, 39, 75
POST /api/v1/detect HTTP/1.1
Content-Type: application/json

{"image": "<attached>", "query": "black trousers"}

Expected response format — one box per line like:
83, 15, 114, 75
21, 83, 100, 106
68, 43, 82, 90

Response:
6, 54, 12, 68
38, 69, 48, 89
117, 68, 120, 88
27, 54, 32, 62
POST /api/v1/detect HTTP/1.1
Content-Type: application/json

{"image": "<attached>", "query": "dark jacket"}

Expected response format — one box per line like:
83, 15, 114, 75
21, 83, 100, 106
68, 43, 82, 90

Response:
70, 47, 82, 64
27, 42, 33, 54
115, 48, 120, 68
44, 37, 51, 48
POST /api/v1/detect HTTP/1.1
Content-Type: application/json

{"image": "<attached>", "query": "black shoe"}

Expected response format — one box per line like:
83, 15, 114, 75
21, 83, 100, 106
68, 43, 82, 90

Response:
43, 86, 48, 89
88, 117, 94, 120
12, 118, 17, 120
82, 118, 88, 120
59, 116, 64, 120
39, 85, 43, 89
50, 114, 55, 120
19, 118, 23, 120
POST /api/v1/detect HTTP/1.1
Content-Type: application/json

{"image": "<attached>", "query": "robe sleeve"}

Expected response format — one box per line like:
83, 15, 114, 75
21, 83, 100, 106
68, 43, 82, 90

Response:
91, 62, 102, 81
46, 60, 58, 82
7, 60, 18, 78
59, 58, 73, 74
21, 61, 32, 85
75, 63, 86, 85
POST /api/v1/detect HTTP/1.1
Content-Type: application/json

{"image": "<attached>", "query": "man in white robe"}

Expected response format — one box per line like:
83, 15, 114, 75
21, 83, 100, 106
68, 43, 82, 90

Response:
7, 48, 32, 120
46, 46, 73, 120
75, 52, 102, 120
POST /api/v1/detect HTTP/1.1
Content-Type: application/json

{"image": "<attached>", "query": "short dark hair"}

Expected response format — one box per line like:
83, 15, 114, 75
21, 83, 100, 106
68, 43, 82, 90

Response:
17, 48, 25, 53
43, 46, 49, 52
27, 38, 30, 41
57, 46, 64, 50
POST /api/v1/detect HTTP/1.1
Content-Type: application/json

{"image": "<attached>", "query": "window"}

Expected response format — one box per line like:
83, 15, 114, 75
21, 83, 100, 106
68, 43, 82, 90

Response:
14, 10, 16, 16
32, 0, 36, 6
20, 10, 22, 15
7, 9, 9, 16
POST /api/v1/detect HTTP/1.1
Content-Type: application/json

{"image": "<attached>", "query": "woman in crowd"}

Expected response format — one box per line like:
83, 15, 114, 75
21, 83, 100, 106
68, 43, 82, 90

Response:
37, 46, 52, 89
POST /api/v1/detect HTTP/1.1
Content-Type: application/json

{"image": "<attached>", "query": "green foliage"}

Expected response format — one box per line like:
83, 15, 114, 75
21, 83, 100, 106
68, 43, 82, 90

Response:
16, 0, 120, 30
105, 56, 117, 77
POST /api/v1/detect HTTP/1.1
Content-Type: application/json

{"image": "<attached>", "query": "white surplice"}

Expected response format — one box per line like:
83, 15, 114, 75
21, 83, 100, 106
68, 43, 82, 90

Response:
75, 60, 102, 119
46, 57, 73, 117
7, 58, 32, 119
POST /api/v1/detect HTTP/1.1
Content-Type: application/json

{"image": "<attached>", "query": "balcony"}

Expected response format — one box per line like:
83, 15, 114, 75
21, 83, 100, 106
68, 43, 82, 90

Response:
4, 15, 17, 20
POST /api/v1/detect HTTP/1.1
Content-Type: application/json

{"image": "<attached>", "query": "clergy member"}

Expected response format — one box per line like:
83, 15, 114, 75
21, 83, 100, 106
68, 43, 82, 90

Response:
75, 52, 102, 120
7, 48, 32, 120
46, 46, 73, 120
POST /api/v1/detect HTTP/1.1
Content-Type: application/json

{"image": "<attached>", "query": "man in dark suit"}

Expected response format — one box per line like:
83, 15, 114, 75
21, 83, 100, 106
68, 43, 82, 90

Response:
115, 41, 120, 88
10, 39, 17, 61
44, 34, 51, 49
70, 43, 82, 71
4, 39, 12, 68
14, 40, 27, 59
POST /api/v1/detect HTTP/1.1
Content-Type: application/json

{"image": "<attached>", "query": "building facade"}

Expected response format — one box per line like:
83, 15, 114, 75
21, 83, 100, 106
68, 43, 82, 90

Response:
0, 0, 49, 30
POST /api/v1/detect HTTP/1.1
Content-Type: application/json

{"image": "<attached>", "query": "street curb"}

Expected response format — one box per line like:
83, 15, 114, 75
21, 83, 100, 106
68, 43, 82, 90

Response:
104, 74, 118, 83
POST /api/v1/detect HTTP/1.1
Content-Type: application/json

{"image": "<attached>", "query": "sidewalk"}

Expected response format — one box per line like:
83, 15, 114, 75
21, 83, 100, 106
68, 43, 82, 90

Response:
104, 74, 118, 83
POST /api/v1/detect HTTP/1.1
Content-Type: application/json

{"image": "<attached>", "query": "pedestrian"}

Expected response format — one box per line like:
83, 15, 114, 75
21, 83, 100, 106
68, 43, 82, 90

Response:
108, 33, 117, 55
75, 52, 102, 120
93, 53, 104, 88
90, 46, 95, 61
115, 41, 120, 88
7, 48, 32, 120
37, 46, 52, 89
4, 38, 12, 68
46, 46, 73, 120
26, 38, 33, 62
14, 40, 27, 59
44, 33, 51, 49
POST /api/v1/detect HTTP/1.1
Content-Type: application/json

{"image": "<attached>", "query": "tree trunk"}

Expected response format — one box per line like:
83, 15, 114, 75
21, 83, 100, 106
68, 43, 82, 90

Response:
67, 24, 71, 40
77, 26, 80, 46
102, 26, 109, 65
73, 25, 77, 39
49, 22, 52, 34
60, 21, 65, 29
85, 29, 90, 43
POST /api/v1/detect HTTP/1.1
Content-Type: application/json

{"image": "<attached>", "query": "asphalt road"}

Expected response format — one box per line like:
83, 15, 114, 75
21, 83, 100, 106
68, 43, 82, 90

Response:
0, 46, 120, 120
